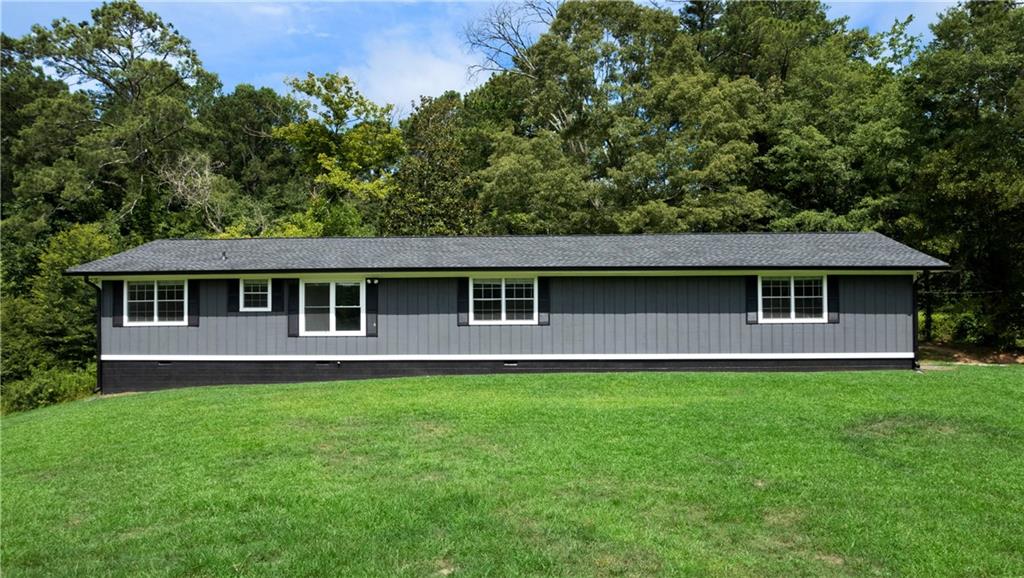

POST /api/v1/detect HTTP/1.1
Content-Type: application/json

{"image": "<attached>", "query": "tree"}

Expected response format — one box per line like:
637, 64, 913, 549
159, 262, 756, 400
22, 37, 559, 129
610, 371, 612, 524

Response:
274, 73, 403, 206
23, 0, 210, 105
1, 224, 118, 382
704, 1, 839, 82
680, 0, 724, 61
463, 0, 559, 79
6, 0, 218, 251
903, 1, 1024, 345
198, 84, 307, 214
158, 151, 238, 233
383, 93, 481, 236
0, 34, 67, 216
477, 130, 608, 234
261, 196, 370, 238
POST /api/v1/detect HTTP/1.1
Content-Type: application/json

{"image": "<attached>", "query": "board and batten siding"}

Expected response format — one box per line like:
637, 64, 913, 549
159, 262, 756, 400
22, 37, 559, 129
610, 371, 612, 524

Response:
100, 275, 913, 357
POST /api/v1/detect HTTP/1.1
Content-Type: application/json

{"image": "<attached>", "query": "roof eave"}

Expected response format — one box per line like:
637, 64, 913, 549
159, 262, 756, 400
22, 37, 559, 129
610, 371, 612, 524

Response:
64, 264, 949, 276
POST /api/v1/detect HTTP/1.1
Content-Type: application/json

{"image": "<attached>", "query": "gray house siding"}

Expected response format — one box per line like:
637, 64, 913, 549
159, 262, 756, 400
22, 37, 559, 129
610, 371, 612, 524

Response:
101, 275, 914, 357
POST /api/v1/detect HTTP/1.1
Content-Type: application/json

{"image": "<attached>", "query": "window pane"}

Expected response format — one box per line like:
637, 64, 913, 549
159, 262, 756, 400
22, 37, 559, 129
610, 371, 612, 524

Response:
504, 279, 534, 299
158, 299, 184, 321
761, 278, 791, 319
474, 299, 501, 320
305, 308, 330, 332
304, 283, 330, 306
504, 279, 534, 320
243, 280, 269, 309
127, 301, 154, 323
244, 292, 268, 309
156, 281, 185, 322
794, 278, 824, 319
506, 298, 534, 320
473, 279, 502, 321
157, 281, 184, 301
127, 282, 154, 322
127, 282, 154, 302
336, 283, 360, 307
335, 307, 360, 331
304, 283, 330, 332
473, 279, 501, 299
243, 279, 268, 293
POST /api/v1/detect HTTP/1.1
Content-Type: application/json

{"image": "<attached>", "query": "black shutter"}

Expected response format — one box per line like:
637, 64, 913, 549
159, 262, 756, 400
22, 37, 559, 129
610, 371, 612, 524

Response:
111, 280, 124, 327
188, 280, 200, 326
457, 277, 469, 326
365, 279, 379, 337
827, 276, 840, 324
286, 279, 300, 337
227, 279, 239, 313
745, 276, 758, 324
538, 277, 551, 326
271, 279, 285, 312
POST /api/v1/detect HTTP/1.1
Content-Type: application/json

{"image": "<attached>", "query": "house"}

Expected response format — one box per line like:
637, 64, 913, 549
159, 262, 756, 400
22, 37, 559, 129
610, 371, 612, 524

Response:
67, 232, 948, 392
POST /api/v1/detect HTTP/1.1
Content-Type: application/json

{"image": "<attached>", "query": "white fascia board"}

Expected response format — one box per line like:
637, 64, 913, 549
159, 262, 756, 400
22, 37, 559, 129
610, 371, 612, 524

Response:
92, 269, 921, 282
103, 352, 915, 362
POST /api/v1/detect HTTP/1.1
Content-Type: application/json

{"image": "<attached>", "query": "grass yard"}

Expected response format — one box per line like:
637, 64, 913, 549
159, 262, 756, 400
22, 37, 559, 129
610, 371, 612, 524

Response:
2, 367, 1023, 577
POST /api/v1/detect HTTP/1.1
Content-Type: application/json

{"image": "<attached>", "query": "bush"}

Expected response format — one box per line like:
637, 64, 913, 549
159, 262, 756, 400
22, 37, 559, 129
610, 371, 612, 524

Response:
919, 311, 957, 343
919, 308, 993, 345
1, 365, 96, 414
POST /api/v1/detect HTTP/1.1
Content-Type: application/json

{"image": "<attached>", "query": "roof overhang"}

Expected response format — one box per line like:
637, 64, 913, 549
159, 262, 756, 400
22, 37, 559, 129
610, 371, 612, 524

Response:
67, 266, 941, 280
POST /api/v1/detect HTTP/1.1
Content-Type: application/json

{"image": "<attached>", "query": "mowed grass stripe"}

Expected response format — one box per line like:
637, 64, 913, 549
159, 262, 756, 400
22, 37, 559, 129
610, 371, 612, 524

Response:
2, 367, 1022, 576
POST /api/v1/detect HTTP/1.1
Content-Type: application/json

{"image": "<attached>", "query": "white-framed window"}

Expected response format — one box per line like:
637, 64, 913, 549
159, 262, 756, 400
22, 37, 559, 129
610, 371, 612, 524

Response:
124, 280, 188, 326
239, 278, 272, 312
758, 275, 827, 323
299, 279, 365, 336
470, 277, 538, 325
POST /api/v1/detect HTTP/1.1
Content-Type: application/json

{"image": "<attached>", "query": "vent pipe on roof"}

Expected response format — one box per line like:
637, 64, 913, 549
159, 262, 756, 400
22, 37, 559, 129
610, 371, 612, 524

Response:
221, 251, 227, 261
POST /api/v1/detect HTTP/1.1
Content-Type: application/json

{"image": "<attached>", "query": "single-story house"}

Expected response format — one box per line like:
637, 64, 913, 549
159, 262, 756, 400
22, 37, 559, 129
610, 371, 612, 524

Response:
67, 232, 948, 392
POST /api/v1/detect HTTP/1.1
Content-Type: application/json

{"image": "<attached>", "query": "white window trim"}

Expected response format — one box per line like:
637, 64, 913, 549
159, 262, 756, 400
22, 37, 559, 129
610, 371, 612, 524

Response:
469, 277, 539, 326
239, 278, 272, 312
298, 278, 366, 336
757, 274, 828, 324
123, 280, 189, 327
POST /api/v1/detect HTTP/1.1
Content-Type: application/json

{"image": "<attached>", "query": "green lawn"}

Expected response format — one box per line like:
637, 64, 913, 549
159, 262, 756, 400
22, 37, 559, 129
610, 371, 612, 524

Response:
2, 368, 1023, 577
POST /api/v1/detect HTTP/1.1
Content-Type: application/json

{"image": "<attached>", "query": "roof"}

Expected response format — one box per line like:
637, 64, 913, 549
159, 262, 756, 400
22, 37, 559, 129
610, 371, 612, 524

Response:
66, 232, 948, 275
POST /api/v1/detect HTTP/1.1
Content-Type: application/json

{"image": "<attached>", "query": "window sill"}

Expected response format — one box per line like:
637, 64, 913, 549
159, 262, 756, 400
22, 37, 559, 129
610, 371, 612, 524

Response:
468, 320, 539, 326
298, 330, 367, 337
239, 307, 272, 313
123, 321, 189, 327
757, 318, 828, 324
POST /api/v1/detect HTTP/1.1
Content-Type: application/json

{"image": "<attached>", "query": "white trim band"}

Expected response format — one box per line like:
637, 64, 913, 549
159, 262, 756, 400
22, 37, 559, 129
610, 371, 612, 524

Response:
102, 352, 915, 362
92, 269, 923, 282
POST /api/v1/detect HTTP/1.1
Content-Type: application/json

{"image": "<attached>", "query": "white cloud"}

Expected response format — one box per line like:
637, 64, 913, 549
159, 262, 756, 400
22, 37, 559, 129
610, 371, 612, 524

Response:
222, 3, 329, 39
246, 4, 291, 18
339, 25, 487, 116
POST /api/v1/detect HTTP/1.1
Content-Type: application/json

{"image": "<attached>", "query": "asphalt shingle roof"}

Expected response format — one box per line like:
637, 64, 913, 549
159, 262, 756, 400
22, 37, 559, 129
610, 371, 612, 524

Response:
66, 232, 948, 275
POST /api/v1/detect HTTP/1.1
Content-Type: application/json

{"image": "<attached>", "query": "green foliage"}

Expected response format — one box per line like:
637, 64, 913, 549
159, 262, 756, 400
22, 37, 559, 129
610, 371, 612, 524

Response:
383, 93, 481, 236
0, 364, 95, 414
0, 295, 57, 383
901, 0, 1024, 345
478, 131, 608, 234
262, 196, 371, 238
275, 73, 404, 201
198, 84, 308, 214
1, 224, 118, 382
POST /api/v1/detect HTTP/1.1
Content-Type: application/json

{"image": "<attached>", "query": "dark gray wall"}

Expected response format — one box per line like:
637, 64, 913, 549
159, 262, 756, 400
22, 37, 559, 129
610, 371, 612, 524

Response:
101, 275, 914, 356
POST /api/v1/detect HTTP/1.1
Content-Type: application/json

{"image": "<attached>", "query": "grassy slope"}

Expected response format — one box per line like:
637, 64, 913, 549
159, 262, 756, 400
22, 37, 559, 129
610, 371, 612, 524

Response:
2, 368, 1023, 577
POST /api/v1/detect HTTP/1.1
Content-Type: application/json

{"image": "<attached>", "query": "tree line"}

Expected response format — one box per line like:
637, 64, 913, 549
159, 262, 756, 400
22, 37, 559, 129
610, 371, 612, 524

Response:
2, 0, 1022, 385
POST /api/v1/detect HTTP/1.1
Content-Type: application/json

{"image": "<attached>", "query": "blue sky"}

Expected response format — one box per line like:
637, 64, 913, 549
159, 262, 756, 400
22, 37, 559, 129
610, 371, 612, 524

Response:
2, 1, 955, 115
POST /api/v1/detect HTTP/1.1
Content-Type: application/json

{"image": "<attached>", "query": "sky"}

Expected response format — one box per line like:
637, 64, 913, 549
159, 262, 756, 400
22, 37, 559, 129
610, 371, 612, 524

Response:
1, 1, 956, 115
